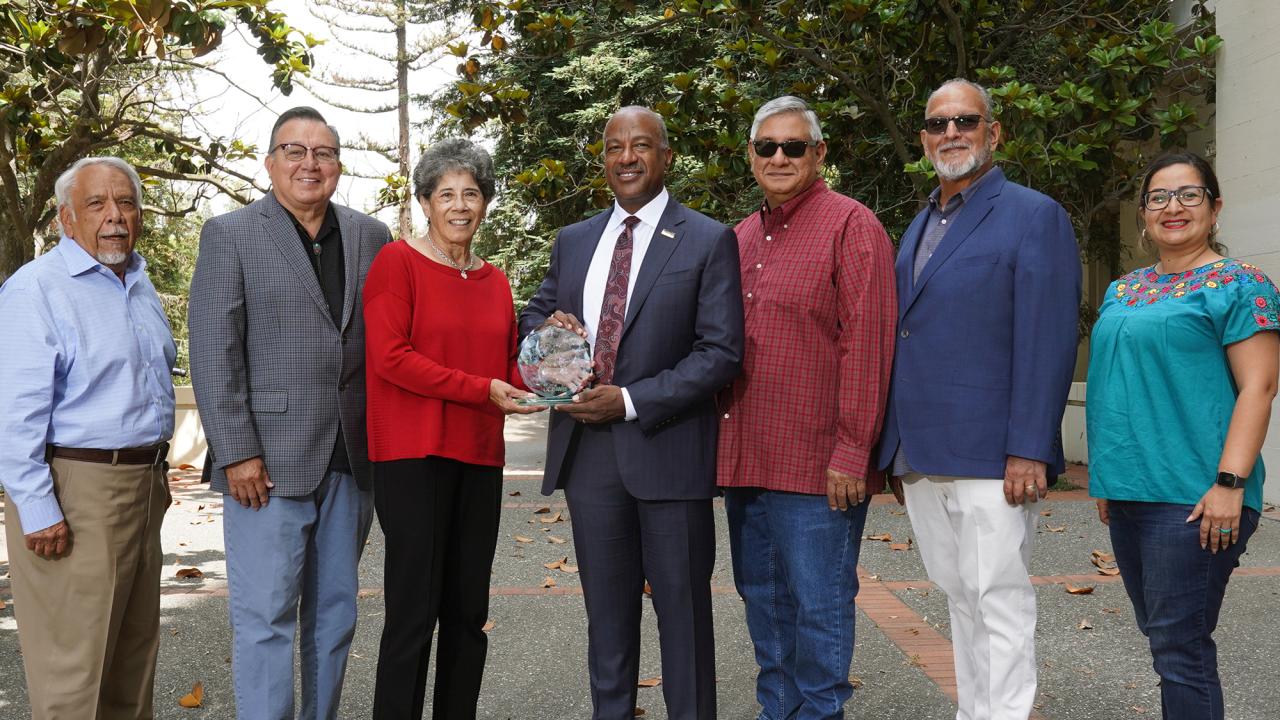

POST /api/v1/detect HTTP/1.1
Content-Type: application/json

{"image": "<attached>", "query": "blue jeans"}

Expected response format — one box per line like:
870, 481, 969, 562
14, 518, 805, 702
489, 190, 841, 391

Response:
724, 489, 870, 720
1107, 500, 1260, 720
224, 470, 374, 720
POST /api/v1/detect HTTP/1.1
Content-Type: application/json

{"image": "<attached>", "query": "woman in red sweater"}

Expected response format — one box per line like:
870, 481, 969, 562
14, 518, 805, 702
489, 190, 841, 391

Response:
363, 138, 541, 719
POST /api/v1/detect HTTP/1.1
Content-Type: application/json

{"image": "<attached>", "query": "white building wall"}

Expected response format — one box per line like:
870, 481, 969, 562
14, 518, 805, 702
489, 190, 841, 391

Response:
1214, 2, 1280, 503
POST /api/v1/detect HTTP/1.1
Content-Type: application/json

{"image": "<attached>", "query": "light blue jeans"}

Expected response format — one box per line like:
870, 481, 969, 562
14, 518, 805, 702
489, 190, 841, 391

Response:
224, 470, 373, 720
725, 489, 870, 720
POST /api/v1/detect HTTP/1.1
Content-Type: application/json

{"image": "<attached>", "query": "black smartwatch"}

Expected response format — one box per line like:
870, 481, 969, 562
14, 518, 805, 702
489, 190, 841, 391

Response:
1215, 471, 1246, 489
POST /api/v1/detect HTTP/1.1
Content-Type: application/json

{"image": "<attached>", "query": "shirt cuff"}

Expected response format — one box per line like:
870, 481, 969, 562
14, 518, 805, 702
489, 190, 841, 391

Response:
621, 387, 638, 421
15, 494, 64, 535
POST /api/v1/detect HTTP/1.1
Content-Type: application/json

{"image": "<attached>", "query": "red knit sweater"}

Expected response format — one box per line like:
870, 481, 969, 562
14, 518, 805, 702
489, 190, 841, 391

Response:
363, 240, 523, 466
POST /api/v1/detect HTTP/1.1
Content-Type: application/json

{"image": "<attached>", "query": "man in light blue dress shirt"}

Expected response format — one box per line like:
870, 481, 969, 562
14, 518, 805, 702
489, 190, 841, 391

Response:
0, 156, 176, 719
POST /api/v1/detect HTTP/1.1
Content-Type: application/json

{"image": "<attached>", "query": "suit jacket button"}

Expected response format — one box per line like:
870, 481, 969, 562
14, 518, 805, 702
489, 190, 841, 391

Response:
339, 383, 348, 391
900, 329, 910, 338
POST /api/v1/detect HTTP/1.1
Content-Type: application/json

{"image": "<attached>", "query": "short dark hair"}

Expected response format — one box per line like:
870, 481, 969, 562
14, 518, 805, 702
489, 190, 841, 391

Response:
268, 106, 341, 150
412, 138, 496, 202
1138, 151, 1224, 253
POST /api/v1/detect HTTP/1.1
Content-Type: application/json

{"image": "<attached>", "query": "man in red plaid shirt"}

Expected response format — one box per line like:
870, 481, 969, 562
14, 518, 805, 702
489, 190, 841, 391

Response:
717, 95, 897, 720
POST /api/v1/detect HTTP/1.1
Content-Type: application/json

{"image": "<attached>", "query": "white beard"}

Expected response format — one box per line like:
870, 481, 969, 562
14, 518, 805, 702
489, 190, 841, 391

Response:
96, 251, 130, 267
931, 138, 992, 181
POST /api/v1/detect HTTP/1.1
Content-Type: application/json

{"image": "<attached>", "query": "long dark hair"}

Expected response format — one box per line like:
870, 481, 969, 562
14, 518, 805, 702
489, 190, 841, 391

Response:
1138, 151, 1224, 255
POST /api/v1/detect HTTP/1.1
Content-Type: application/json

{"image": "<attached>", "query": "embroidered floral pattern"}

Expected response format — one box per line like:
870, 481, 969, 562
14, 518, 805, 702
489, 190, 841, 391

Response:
1113, 260, 1279, 312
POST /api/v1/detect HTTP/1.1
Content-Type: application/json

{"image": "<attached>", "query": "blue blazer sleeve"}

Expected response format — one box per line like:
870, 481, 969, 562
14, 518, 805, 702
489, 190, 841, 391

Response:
1005, 201, 1081, 464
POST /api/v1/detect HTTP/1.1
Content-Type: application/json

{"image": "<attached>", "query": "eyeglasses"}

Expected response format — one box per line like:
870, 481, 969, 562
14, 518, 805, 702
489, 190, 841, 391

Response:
923, 114, 987, 135
273, 143, 341, 164
1141, 185, 1212, 211
751, 139, 819, 158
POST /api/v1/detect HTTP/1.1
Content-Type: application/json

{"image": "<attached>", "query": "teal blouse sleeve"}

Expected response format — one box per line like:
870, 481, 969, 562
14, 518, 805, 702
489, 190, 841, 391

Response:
1220, 264, 1280, 346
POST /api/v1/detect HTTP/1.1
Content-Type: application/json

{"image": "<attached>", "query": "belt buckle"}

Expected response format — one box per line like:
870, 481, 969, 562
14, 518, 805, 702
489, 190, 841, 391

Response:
111, 450, 120, 466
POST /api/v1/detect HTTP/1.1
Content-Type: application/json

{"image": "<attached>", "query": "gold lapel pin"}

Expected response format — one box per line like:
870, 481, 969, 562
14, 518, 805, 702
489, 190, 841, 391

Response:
660, 228, 676, 238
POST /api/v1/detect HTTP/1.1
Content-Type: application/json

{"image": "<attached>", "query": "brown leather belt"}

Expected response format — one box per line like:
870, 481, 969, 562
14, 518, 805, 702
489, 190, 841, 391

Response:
48, 443, 169, 466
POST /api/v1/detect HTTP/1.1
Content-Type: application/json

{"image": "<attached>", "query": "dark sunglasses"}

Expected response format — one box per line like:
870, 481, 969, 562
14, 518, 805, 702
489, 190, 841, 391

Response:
752, 139, 819, 158
923, 114, 987, 135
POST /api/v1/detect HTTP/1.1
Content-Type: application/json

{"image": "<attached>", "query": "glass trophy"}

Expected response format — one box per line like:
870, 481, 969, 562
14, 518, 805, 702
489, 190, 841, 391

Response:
516, 325, 593, 406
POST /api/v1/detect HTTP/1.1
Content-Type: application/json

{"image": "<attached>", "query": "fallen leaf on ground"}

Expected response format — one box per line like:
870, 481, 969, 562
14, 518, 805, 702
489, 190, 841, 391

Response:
907, 654, 925, 668
1078, 618, 1094, 630
178, 681, 203, 708
643, 581, 652, 597
1097, 566, 1121, 576
1091, 550, 1116, 563
544, 557, 569, 570
508, 490, 522, 497
560, 564, 579, 574
1131, 706, 1149, 714
533, 506, 551, 514
175, 568, 203, 579
1103, 607, 1123, 614
514, 536, 534, 543
482, 620, 496, 632
1045, 525, 1066, 533
634, 709, 645, 717
1065, 583, 1095, 595
637, 677, 661, 688
539, 511, 563, 524
889, 541, 912, 551
542, 576, 556, 588
547, 536, 566, 544
850, 676, 864, 689
865, 533, 892, 542
1040, 510, 1052, 516
177, 463, 196, 471
1090, 549, 1120, 575
889, 509, 906, 516
0, 598, 6, 611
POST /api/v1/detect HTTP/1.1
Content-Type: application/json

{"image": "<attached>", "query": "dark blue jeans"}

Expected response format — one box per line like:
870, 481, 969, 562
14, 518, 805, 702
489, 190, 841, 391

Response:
1107, 500, 1260, 720
724, 489, 870, 720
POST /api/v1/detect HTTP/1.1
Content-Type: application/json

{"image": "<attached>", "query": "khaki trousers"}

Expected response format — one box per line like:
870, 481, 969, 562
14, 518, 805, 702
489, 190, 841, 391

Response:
5, 456, 170, 720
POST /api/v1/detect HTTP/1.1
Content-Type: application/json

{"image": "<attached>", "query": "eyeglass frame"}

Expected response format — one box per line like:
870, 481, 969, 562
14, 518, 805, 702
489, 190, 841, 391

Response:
271, 142, 342, 164
751, 139, 820, 158
1140, 185, 1214, 211
922, 114, 989, 135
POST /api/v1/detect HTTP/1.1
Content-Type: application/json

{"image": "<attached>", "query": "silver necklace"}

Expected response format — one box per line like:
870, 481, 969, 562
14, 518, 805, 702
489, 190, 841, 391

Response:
427, 236, 477, 279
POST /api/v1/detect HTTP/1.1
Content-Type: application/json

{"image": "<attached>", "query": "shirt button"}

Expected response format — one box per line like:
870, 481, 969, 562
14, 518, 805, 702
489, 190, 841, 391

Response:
940, 219, 948, 225
746, 292, 753, 299
783, 224, 788, 229
900, 329, 910, 338
755, 263, 763, 269
765, 235, 772, 241
723, 413, 730, 420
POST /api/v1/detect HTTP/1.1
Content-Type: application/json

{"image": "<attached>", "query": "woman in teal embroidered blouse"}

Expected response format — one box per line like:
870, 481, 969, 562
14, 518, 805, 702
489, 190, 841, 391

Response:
1086, 152, 1279, 720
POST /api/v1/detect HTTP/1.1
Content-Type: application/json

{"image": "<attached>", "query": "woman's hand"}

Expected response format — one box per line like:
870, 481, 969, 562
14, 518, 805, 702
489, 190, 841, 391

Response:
1095, 499, 1109, 525
490, 378, 545, 415
1187, 485, 1245, 553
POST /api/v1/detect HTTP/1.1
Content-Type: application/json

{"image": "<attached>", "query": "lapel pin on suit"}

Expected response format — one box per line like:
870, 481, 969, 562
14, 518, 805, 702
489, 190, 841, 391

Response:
660, 228, 676, 239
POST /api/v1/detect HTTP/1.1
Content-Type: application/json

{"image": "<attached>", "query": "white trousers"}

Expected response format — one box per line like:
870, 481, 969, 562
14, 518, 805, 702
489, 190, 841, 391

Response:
902, 473, 1038, 720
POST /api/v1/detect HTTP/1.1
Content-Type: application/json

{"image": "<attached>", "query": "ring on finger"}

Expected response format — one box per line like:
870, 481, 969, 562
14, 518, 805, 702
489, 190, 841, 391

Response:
1218, 527, 1234, 535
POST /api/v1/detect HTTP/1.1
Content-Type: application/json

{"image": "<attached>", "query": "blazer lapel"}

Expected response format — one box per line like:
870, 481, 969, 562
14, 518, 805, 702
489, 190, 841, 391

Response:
896, 211, 929, 318
261, 194, 331, 320
621, 198, 683, 336
563, 211, 611, 319
336, 206, 360, 332
904, 168, 1006, 312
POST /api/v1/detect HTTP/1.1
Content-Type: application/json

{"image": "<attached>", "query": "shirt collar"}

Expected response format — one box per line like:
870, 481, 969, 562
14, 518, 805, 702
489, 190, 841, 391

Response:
928, 165, 1000, 210
607, 188, 669, 233
55, 235, 145, 280
759, 178, 828, 224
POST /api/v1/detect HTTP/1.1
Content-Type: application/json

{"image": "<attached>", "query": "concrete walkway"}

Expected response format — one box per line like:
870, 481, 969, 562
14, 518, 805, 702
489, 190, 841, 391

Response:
2, 413, 1278, 718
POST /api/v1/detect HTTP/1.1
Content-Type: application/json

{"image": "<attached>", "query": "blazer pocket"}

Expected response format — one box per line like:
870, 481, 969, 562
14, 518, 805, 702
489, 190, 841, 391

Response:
249, 390, 288, 413
950, 253, 1000, 268
653, 268, 697, 286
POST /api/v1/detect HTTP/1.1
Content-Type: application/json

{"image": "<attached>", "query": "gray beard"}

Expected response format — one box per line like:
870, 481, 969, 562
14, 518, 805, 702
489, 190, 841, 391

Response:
931, 142, 992, 181
96, 251, 129, 267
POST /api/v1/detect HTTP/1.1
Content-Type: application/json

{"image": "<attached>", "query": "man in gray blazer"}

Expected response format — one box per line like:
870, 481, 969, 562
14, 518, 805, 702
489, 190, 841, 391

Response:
189, 106, 391, 719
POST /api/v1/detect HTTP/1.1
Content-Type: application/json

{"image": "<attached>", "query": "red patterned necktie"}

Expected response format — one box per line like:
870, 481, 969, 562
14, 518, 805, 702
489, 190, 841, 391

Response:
594, 215, 640, 385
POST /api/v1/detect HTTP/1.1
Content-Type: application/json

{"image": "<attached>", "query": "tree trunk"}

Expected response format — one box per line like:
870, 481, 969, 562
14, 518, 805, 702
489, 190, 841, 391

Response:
0, 221, 36, 282
396, 0, 412, 238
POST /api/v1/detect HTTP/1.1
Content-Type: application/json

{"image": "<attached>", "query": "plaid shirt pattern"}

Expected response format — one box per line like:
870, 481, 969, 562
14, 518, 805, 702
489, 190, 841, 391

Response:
717, 180, 897, 495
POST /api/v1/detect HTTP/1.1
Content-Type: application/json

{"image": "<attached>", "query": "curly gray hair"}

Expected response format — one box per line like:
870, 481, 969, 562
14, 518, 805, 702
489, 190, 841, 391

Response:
413, 138, 496, 202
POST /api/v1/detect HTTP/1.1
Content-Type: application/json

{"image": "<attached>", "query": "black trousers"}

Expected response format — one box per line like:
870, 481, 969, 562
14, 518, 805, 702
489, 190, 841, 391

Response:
371, 456, 502, 720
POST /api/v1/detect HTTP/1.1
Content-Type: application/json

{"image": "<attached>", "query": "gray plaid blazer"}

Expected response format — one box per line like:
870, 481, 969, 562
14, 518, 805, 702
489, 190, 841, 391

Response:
188, 192, 391, 495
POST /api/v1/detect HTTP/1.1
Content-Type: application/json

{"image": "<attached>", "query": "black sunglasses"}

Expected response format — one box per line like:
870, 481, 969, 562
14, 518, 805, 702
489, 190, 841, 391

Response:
923, 114, 987, 135
752, 139, 819, 158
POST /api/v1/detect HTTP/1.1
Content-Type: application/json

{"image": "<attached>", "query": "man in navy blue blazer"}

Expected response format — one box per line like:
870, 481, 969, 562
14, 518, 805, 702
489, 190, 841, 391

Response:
877, 79, 1080, 720
519, 106, 744, 720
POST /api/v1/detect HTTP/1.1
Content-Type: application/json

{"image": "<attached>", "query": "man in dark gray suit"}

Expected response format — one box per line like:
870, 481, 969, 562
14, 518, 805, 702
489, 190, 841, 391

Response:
189, 106, 391, 719
520, 106, 744, 720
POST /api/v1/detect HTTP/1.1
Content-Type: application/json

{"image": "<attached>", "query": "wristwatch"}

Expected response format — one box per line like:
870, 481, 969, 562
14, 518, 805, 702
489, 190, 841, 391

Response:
1215, 471, 1246, 489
